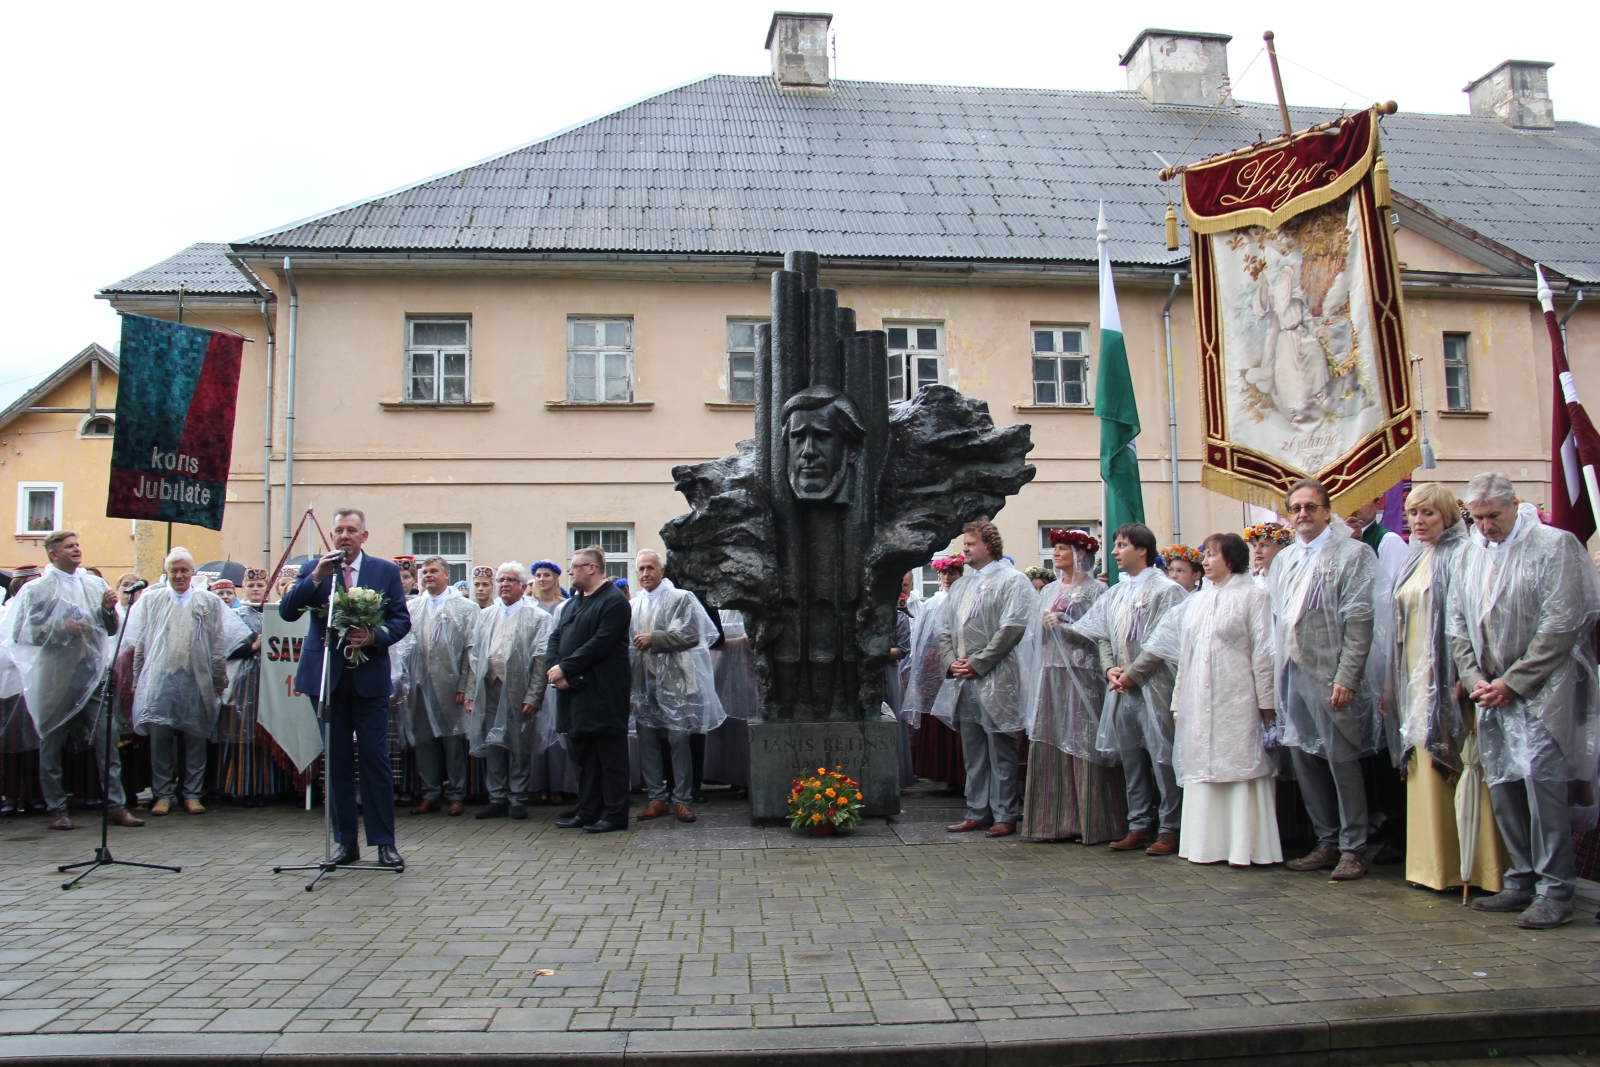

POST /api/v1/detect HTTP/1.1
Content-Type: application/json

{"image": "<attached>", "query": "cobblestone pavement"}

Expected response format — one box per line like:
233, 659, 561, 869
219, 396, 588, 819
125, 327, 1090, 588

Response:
1, 789, 1598, 1041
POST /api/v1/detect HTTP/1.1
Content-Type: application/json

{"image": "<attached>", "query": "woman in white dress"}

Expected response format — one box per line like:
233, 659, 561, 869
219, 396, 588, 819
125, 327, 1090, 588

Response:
1172, 532, 1281, 866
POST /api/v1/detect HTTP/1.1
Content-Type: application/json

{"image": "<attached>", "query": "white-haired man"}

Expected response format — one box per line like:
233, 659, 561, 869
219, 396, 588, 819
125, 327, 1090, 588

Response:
405, 555, 478, 816
631, 549, 725, 823
131, 547, 229, 815
465, 561, 552, 819
1451, 472, 1600, 929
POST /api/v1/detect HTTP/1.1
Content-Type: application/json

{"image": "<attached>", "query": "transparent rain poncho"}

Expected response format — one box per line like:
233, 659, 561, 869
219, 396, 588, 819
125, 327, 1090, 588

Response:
403, 588, 479, 741
467, 598, 554, 757
1390, 521, 1472, 775
129, 585, 230, 739
1073, 569, 1186, 765
1027, 562, 1111, 762
630, 579, 726, 734
1446, 502, 1600, 788
930, 561, 1040, 734
902, 590, 948, 729
712, 610, 759, 722
222, 601, 263, 707
1166, 576, 1277, 785
8, 568, 114, 743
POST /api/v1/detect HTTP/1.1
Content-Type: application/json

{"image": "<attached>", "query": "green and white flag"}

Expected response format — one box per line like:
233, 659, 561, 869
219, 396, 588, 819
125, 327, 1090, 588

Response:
1095, 203, 1144, 584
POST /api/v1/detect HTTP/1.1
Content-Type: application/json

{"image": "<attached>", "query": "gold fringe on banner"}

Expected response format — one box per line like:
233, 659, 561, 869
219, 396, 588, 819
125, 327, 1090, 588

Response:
1327, 438, 1423, 515
1372, 155, 1391, 208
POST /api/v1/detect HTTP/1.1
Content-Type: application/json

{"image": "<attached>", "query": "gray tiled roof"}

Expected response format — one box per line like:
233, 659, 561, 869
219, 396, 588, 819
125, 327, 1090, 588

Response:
233, 76, 1600, 282
100, 242, 256, 296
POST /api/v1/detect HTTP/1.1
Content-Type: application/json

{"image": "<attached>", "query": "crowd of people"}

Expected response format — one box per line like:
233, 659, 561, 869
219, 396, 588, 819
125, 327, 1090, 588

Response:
1, 470, 1595, 929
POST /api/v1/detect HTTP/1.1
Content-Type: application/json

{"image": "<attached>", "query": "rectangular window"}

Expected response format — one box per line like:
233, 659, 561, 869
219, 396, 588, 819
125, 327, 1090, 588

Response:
1038, 521, 1101, 574
1443, 332, 1471, 411
570, 525, 634, 582
885, 322, 945, 403
405, 319, 470, 403
568, 318, 633, 403
17, 482, 62, 535
726, 319, 765, 403
407, 526, 471, 584
1032, 326, 1089, 406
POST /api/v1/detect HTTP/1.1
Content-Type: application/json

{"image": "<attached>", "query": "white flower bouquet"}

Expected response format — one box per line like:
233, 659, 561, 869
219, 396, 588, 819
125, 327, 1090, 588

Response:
331, 585, 387, 666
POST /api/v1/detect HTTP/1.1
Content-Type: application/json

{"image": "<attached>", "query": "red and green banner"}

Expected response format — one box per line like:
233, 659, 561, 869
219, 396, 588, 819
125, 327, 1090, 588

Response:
1182, 106, 1419, 511
107, 313, 244, 531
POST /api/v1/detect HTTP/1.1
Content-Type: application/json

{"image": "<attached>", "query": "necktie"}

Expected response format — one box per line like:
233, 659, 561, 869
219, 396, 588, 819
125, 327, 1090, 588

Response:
343, 565, 354, 588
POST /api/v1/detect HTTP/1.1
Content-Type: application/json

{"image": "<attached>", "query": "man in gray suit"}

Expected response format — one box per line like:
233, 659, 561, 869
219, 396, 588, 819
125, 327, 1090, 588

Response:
1269, 477, 1382, 882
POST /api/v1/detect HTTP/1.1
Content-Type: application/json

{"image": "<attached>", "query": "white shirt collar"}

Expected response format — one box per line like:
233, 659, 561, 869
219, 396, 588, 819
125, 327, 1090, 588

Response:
498, 597, 524, 618
51, 564, 81, 584
340, 553, 362, 583
642, 576, 674, 605
1296, 523, 1335, 560
974, 558, 1001, 576
1120, 566, 1153, 589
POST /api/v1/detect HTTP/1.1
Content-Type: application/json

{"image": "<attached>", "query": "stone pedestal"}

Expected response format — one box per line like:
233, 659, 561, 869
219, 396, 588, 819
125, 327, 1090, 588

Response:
748, 720, 900, 820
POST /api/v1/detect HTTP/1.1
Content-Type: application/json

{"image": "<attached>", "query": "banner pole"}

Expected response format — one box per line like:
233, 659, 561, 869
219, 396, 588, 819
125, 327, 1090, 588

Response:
1263, 32, 1293, 138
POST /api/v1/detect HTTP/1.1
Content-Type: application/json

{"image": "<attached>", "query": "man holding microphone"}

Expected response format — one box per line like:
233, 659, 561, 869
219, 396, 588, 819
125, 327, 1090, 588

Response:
280, 508, 411, 868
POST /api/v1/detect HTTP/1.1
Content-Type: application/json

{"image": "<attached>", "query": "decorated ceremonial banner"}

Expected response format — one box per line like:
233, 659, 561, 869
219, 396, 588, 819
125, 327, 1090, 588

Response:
107, 313, 245, 531
1182, 106, 1419, 510
259, 610, 323, 773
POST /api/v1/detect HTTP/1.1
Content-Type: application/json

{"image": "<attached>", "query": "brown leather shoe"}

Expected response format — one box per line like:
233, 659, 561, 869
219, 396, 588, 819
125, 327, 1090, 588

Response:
445, 800, 465, 816
411, 797, 440, 815
985, 822, 1015, 838
1286, 845, 1341, 871
1145, 832, 1179, 855
150, 797, 172, 817
675, 803, 696, 823
50, 810, 73, 831
946, 819, 987, 833
182, 798, 206, 815
107, 807, 145, 827
637, 800, 670, 820
1329, 851, 1369, 881
1108, 829, 1153, 851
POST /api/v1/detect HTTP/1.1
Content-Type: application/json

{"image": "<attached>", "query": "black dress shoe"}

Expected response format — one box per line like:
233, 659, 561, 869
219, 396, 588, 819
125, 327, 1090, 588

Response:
554, 816, 589, 828
557, 806, 579, 819
330, 843, 360, 866
476, 803, 509, 820
377, 845, 404, 869
583, 819, 624, 833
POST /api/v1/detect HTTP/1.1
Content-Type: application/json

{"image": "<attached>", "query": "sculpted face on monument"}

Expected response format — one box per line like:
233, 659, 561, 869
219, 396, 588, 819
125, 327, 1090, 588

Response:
782, 387, 865, 503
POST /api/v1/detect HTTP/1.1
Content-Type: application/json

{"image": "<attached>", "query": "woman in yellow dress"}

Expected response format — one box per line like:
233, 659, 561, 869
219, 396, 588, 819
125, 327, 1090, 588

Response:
1393, 481, 1508, 892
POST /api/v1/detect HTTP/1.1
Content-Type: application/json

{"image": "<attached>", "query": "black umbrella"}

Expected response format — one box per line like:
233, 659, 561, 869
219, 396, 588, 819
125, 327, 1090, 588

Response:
196, 560, 246, 586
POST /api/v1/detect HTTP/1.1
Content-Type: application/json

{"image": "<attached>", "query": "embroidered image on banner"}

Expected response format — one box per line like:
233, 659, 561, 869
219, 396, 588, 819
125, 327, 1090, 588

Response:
1183, 107, 1419, 511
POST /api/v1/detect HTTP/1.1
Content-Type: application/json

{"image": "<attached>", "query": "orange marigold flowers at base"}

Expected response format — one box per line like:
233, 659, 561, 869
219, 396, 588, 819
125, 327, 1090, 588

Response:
787, 766, 866, 832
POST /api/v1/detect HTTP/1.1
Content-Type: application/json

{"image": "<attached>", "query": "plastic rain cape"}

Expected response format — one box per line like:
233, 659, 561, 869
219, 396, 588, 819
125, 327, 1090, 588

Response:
467, 598, 554, 757
1269, 521, 1393, 764
713, 610, 759, 722
903, 590, 948, 729
403, 589, 479, 741
1166, 576, 1277, 785
222, 602, 263, 707
1028, 567, 1111, 761
1447, 502, 1600, 788
1072, 569, 1185, 765
8, 568, 114, 743
1391, 521, 1472, 775
629, 580, 726, 734
129, 586, 230, 739
930, 561, 1040, 734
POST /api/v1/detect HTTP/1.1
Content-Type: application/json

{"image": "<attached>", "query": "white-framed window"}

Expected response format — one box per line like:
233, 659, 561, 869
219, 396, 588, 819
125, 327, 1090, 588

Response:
405, 318, 470, 403
726, 319, 765, 403
569, 525, 633, 582
78, 414, 115, 439
568, 318, 633, 403
406, 526, 471, 584
17, 482, 62, 536
1032, 326, 1090, 406
885, 322, 944, 403
1038, 520, 1101, 575
917, 566, 940, 600
1443, 332, 1471, 411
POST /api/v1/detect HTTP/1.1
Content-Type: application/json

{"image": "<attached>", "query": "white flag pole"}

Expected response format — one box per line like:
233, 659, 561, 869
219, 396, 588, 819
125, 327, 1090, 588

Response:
1539, 265, 1600, 536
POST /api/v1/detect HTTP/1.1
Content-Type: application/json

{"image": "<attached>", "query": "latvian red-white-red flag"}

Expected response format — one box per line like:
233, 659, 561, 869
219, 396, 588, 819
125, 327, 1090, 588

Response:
1543, 264, 1600, 543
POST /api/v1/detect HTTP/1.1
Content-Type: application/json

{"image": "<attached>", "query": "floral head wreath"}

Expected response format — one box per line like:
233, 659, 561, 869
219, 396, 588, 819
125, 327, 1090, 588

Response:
1047, 528, 1100, 554
930, 554, 966, 574
1160, 544, 1203, 567
531, 559, 563, 577
1243, 521, 1294, 546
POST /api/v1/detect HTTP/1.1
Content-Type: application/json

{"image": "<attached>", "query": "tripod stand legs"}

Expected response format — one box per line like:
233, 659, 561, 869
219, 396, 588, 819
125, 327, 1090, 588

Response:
59, 847, 182, 890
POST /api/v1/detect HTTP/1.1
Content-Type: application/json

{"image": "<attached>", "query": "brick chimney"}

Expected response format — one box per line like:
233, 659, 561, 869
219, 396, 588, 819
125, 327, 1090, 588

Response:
1465, 61, 1555, 129
1120, 29, 1232, 107
766, 11, 832, 89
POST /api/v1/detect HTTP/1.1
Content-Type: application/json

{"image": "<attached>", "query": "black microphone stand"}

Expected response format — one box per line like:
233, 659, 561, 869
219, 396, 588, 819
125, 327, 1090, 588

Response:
59, 584, 182, 889
273, 557, 402, 891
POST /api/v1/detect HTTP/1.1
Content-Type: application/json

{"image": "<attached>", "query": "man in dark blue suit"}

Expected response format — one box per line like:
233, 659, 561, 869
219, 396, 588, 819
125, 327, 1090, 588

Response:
280, 507, 412, 868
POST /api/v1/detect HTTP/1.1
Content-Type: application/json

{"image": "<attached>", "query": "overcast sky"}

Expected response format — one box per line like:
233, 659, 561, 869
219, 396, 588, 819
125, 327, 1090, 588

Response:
1, 0, 1593, 410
